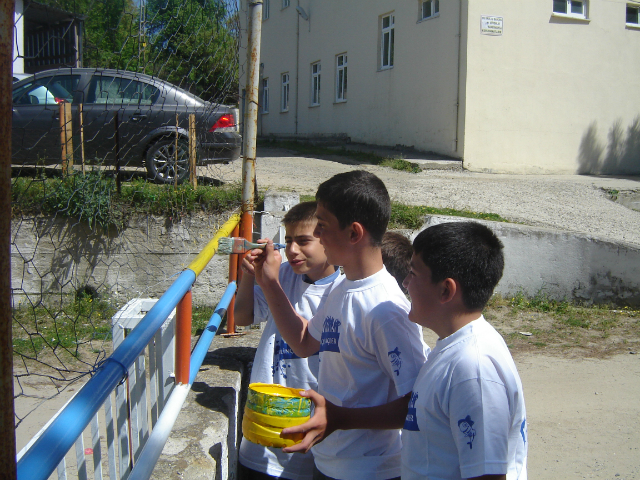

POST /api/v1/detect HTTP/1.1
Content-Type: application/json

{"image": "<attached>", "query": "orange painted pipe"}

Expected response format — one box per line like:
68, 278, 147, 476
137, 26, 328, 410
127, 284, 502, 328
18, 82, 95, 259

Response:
227, 225, 240, 334
175, 290, 192, 384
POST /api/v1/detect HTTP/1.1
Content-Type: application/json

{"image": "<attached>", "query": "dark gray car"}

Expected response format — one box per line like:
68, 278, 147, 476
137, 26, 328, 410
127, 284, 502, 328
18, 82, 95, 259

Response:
12, 68, 241, 183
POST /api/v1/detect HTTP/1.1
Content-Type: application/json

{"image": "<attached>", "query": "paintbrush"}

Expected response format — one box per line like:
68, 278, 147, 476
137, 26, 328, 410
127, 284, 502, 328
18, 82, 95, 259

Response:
218, 237, 286, 255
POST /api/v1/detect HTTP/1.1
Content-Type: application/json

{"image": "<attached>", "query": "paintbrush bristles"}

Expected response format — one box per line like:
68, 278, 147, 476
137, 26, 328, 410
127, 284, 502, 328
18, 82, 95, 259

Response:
217, 237, 286, 255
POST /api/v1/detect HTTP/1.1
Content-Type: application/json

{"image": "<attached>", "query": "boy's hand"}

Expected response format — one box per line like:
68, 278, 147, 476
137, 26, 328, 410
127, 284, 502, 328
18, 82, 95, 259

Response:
280, 390, 337, 454
240, 256, 255, 276
252, 239, 282, 288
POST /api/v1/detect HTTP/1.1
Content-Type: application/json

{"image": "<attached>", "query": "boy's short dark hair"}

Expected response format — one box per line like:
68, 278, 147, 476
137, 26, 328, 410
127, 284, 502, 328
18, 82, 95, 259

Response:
413, 222, 504, 310
315, 170, 390, 246
382, 231, 413, 292
282, 201, 318, 227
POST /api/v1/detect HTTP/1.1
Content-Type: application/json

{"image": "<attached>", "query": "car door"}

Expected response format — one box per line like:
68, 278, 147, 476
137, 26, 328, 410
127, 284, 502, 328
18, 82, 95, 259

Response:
80, 73, 159, 168
12, 74, 81, 164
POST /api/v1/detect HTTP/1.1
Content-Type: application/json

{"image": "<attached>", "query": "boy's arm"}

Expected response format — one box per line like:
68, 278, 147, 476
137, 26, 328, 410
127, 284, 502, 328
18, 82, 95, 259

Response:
252, 240, 321, 357
233, 257, 256, 327
281, 390, 411, 454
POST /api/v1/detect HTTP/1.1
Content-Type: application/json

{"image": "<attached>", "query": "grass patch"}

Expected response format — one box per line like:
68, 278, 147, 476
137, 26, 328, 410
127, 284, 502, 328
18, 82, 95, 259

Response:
260, 139, 423, 173
12, 170, 244, 230
299, 196, 507, 229
485, 293, 640, 358
12, 294, 116, 360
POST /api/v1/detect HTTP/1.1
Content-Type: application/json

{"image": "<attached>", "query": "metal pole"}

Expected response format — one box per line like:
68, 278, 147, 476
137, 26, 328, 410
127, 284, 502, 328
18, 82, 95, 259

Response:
0, 0, 17, 477
240, 0, 262, 250
226, 225, 240, 334
175, 290, 192, 385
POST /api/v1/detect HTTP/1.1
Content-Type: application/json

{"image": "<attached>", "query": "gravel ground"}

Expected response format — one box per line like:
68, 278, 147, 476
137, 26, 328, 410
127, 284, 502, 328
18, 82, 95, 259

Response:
210, 146, 640, 246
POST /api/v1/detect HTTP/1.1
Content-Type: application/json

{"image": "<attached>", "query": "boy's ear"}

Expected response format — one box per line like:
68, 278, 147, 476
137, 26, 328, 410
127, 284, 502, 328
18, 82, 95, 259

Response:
440, 278, 458, 304
349, 222, 365, 244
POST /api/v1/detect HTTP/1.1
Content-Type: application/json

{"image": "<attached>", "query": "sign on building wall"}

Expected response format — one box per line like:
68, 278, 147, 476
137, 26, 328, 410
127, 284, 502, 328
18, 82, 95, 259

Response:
481, 15, 503, 35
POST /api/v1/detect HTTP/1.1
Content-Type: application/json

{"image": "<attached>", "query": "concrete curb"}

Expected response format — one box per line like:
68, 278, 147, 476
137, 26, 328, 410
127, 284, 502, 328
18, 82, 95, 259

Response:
418, 215, 640, 307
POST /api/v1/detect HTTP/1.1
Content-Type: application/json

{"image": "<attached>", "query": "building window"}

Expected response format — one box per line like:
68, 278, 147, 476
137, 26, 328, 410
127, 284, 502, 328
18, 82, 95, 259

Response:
311, 62, 321, 106
381, 13, 395, 69
336, 54, 347, 102
282, 0, 290, 8
553, 0, 588, 18
262, 78, 269, 113
281, 73, 289, 112
421, 0, 439, 20
263, 0, 270, 19
627, 4, 640, 25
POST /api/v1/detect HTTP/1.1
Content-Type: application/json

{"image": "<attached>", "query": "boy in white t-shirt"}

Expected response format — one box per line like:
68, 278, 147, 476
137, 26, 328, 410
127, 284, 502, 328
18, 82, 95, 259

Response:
283, 221, 528, 480
235, 202, 342, 480
249, 171, 429, 480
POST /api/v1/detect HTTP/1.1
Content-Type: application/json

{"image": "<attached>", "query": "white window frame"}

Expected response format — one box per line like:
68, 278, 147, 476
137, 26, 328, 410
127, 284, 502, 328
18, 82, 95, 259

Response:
261, 78, 269, 114
263, 0, 270, 19
335, 54, 347, 103
282, 0, 290, 8
380, 13, 395, 70
281, 73, 289, 112
552, 0, 589, 20
626, 3, 640, 27
420, 0, 440, 21
311, 62, 321, 106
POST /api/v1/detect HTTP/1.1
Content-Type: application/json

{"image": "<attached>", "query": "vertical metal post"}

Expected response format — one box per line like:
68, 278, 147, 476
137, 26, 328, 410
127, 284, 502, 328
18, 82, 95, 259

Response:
241, 0, 262, 251
114, 111, 121, 195
175, 290, 192, 385
189, 113, 196, 188
174, 114, 179, 190
226, 225, 240, 334
0, 1, 17, 478
79, 103, 85, 174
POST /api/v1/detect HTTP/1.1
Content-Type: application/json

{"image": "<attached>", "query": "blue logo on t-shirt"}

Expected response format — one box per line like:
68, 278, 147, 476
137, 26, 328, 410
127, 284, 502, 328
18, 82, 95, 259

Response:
458, 415, 476, 449
403, 391, 420, 431
319, 316, 341, 353
272, 339, 301, 379
521, 418, 527, 444
388, 347, 402, 376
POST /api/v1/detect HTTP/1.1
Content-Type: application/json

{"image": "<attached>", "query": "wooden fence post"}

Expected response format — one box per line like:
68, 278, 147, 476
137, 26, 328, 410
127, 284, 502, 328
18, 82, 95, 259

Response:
60, 102, 73, 175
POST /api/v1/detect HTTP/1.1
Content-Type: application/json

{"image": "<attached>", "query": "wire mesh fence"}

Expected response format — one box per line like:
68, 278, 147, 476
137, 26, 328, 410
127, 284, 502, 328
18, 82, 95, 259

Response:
11, 0, 248, 440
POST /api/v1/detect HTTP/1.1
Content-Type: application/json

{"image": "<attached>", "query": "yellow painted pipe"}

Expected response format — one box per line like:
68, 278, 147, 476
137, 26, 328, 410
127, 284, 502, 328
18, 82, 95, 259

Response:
187, 213, 241, 276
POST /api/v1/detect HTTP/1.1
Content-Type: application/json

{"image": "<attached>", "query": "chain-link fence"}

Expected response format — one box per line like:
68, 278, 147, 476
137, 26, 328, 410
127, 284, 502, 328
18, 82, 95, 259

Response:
10, 0, 248, 444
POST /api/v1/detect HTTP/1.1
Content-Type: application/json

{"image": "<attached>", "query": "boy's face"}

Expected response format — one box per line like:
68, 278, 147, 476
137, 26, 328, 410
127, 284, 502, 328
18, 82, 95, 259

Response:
403, 253, 441, 328
313, 203, 351, 266
285, 220, 330, 280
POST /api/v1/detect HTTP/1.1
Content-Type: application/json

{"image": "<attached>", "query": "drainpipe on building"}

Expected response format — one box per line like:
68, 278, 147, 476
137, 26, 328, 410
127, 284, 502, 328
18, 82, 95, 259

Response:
295, 0, 300, 135
455, 0, 463, 155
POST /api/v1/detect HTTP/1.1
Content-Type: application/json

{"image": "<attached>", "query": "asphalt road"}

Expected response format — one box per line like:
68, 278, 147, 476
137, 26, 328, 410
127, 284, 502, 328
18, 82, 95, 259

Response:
209, 146, 640, 246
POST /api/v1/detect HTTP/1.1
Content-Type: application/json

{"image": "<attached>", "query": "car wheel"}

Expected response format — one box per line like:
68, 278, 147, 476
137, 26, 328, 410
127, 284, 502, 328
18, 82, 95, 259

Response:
146, 137, 190, 184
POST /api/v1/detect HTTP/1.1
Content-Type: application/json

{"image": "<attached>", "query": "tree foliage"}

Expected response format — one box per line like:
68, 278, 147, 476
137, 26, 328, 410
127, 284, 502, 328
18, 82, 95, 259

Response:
35, 0, 239, 103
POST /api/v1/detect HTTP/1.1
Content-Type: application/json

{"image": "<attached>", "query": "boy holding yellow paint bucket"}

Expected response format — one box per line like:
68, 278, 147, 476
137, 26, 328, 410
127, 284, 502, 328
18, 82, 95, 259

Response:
235, 201, 342, 480
282, 222, 528, 480
251, 171, 429, 480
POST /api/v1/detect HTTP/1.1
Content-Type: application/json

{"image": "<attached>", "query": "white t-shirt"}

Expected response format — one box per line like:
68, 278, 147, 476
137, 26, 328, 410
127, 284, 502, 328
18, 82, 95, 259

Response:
307, 267, 429, 480
239, 262, 342, 480
402, 316, 528, 480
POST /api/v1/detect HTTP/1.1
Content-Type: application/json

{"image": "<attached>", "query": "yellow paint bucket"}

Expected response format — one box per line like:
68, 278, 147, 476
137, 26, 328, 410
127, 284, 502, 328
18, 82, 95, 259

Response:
245, 383, 311, 417
243, 383, 311, 448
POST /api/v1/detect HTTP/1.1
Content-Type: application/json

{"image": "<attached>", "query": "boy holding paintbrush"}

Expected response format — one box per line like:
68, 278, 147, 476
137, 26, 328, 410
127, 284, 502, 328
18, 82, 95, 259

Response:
234, 201, 342, 480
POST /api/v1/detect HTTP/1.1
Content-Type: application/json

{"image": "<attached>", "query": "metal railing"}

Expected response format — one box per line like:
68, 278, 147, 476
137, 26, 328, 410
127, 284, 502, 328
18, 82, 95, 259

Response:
16, 214, 240, 480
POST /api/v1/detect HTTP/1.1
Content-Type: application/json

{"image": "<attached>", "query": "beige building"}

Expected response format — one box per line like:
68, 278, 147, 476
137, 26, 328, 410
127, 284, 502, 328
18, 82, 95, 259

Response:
240, 0, 640, 174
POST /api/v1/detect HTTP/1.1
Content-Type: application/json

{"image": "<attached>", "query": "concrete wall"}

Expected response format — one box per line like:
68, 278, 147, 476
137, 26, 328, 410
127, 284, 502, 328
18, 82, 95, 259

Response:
241, 0, 463, 157
463, 0, 640, 174
11, 214, 233, 306
14, 0, 24, 74
244, 0, 640, 174
418, 216, 640, 307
